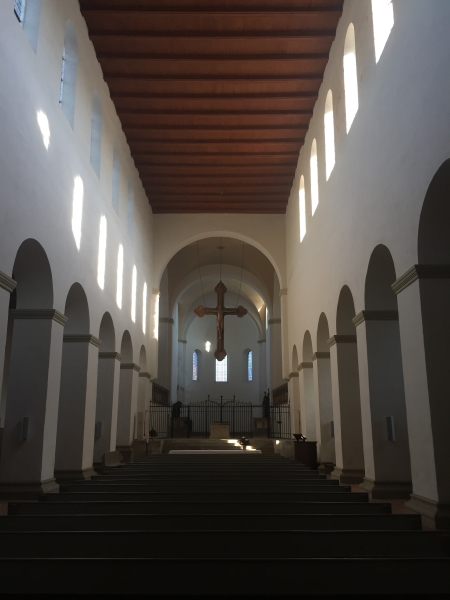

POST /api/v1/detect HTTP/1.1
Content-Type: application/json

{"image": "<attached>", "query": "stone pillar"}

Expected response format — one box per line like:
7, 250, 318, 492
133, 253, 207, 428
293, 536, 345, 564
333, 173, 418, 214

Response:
392, 265, 450, 528
116, 362, 140, 460
268, 318, 283, 390
0, 309, 67, 497
0, 272, 16, 428
157, 317, 173, 391
93, 351, 121, 464
328, 335, 365, 484
177, 339, 187, 403
55, 334, 101, 482
353, 310, 412, 499
297, 362, 316, 439
257, 339, 266, 400
312, 352, 335, 465
137, 371, 151, 440
279, 288, 289, 378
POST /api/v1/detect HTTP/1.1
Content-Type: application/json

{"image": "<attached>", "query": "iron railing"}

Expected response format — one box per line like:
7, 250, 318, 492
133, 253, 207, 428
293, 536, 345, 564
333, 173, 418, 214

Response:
148, 396, 291, 439
272, 383, 289, 406
152, 382, 170, 406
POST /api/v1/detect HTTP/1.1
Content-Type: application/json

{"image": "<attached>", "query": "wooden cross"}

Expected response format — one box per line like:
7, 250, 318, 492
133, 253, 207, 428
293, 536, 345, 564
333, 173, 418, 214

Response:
194, 281, 247, 361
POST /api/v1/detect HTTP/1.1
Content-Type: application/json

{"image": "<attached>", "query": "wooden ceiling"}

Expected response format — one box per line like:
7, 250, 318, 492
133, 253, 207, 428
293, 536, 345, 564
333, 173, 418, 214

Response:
79, 1, 344, 214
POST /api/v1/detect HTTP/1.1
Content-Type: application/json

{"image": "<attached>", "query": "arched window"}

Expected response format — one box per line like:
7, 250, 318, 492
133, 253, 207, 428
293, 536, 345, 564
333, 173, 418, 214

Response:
372, 0, 394, 63
247, 350, 253, 381
60, 22, 78, 128
131, 266, 137, 323
97, 216, 107, 290
343, 24, 359, 133
14, 0, 42, 53
215, 356, 228, 382
299, 175, 306, 242
142, 283, 147, 334
116, 245, 123, 308
324, 90, 335, 179
90, 93, 102, 177
127, 182, 134, 238
310, 139, 319, 215
193, 350, 199, 381
112, 148, 121, 214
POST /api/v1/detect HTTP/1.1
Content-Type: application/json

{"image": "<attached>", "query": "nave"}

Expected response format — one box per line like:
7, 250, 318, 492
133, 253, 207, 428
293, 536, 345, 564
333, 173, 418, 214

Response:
0, 450, 449, 596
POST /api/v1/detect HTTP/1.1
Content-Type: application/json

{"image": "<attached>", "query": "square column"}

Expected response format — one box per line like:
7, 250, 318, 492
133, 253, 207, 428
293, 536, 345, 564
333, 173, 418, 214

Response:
328, 335, 365, 484
353, 311, 412, 498
0, 309, 67, 498
0, 272, 16, 429
393, 265, 450, 528
297, 362, 316, 439
54, 334, 101, 482
93, 351, 121, 464
312, 352, 335, 465
116, 362, 140, 460
137, 371, 151, 440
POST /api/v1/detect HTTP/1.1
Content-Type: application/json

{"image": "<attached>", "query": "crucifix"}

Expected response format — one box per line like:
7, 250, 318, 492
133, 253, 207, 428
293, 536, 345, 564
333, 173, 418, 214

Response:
194, 281, 247, 361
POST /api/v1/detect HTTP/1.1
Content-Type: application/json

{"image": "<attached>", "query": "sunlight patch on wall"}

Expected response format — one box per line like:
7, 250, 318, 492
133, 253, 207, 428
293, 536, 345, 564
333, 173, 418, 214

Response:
310, 140, 319, 215
97, 215, 107, 290
344, 24, 359, 133
299, 176, 306, 242
131, 265, 137, 323
71, 176, 83, 250
153, 291, 160, 340
372, 0, 394, 63
116, 244, 123, 308
36, 110, 50, 150
205, 341, 211, 353
142, 282, 147, 334
324, 91, 335, 180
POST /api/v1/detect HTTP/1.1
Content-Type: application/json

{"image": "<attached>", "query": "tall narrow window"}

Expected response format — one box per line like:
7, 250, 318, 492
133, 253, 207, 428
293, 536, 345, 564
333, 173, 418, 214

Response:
193, 351, 199, 381
142, 283, 147, 334
90, 93, 102, 177
116, 245, 123, 308
310, 139, 319, 215
372, 0, 394, 62
112, 148, 121, 214
72, 176, 83, 250
97, 216, 107, 290
343, 24, 359, 133
299, 176, 306, 242
324, 90, 335, 180
60, 22, 78, 128
247, 351, 253, 381
216, 356, 228, 382
127, 183, 134, 238
14, 0, 26, 23
131, 266, 137, 323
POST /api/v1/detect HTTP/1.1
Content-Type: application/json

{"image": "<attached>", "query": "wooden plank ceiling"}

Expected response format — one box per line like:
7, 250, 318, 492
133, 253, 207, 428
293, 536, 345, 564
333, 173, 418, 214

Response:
79, 0, 343, 214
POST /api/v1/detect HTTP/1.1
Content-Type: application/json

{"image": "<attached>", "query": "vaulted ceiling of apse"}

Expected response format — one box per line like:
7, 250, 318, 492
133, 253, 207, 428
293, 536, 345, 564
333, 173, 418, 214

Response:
80, 0, 343, 214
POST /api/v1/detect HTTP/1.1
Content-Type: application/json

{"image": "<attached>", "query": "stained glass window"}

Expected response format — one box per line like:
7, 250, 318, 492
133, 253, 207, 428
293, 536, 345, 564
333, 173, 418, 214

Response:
247, 351, 253, 381
215, 356, 227, 382
193, 351, 198, 381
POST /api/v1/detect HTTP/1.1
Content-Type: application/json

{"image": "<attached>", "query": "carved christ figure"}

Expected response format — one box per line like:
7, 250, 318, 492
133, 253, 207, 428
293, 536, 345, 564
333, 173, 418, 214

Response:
194, 281, 247, 361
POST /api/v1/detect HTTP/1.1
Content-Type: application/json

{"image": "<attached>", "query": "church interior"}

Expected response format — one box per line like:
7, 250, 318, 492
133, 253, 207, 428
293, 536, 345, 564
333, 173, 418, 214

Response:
0, 0, 449, 595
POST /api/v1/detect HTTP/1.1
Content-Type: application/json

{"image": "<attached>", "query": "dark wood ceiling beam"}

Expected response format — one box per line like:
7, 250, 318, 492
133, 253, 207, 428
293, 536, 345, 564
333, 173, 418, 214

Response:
139, 169, 294, 176
111, 92, 317, 100
106, 74, 323, 82
129, 137, 303, 144
118, 109, 312, 115
89, 31, 337, 39
81, 6, 342, 15
152, 208, 286, 214
97, 53, 330, 60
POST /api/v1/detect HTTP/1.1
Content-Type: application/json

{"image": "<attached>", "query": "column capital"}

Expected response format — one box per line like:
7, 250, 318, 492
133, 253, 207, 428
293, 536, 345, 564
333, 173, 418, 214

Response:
99, 351, 122, 361
121, 362, 141, 372
298, 361, 313, 370
288, 371, 299, 379
0, 271, 16, 293
63, 333, 101, 347
11, 309, 68, 326
159, 317, 174, 324
279, 288, 288, 297
257, 339, 266, 344
268, 318, 281, 325
312, 351, 330, 361
152, 288, 160, 295
139, 371, 152, 379
327, 334, 357, 347
352, 310, 399, 327
178, 339, 187, 344
392, 264, 450, 295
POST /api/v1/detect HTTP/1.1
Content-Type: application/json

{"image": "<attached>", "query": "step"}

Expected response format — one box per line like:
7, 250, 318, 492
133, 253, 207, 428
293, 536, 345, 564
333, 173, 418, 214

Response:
0, 530, 447, 558
42, 490, 363, 503
61, 483, 342, 493
9, 500, 383, 516
91, 474, 327, 481
0, 558, 449, 595
0, 513, 422, 531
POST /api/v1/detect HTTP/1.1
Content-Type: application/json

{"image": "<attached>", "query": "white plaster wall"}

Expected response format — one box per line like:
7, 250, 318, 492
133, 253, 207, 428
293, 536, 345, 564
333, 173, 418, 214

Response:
0, 0, 155, 365
285, 0, 450, 354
